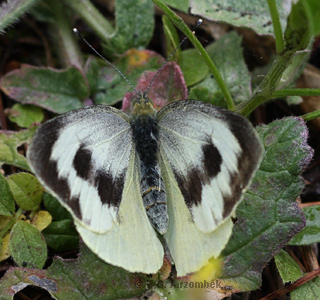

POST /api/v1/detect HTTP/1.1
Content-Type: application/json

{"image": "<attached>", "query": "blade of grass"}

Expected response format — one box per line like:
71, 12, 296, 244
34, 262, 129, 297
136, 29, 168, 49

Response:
152, 0, 235, 111
267, 0, 285, 54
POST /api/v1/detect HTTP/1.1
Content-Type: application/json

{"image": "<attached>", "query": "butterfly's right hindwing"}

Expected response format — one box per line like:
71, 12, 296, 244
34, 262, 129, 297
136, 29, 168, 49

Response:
27, 105, 132, 233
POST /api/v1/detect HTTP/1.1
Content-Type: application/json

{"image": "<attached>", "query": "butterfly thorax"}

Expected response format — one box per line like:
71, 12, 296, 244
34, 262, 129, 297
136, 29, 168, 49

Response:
132, 95, 168, 234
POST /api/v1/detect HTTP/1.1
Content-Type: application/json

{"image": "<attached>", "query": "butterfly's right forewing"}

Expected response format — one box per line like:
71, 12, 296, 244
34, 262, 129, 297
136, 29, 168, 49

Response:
27, 105, 132, 233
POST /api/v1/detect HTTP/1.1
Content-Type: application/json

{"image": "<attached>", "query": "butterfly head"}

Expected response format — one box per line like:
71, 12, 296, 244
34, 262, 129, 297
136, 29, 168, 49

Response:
132, 91, 156, 117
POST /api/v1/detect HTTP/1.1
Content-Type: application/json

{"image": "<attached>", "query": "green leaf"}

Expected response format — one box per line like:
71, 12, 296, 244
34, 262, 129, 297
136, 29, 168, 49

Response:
180, 48, 209, 86
42, 192, 72, 221
9, 220, 47, 269
103, 0, 154, 55
0, 243, 149, 299
0, 173, 15, 216
189, 86, 227, 108
189, 31, 251, 107
0, 65, 89, 114
0, 126, 37, 170
85, 50, 164, 105
291, 277, 320, 300
190, 0, 290, 35
221, 117, 313, 292
7, 173, 43, 211
6, 103, 44, 128
0, 0, 41, 33
47, 243, 149, 299
42, 220, 79, 252
274, 249, 303, 283
283, 0, 319, 51
289, 206, 320, 245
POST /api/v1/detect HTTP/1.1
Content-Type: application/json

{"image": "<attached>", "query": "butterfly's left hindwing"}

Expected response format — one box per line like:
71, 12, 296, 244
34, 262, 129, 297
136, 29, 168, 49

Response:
157, 100, 263, 233
27, 105, 133, 233
75, 148, 164, 274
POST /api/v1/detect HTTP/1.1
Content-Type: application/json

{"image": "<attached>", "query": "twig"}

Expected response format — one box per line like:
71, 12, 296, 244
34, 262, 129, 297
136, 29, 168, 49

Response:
0, 93, 8, 130
260, 268, 320, 300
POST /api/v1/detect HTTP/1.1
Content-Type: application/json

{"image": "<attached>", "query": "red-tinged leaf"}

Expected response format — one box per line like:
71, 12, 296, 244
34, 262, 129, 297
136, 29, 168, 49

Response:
122, 61, 188, 113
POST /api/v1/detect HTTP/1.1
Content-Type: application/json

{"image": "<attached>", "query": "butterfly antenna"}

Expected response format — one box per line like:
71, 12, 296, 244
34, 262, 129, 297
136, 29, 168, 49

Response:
73, 28, 140, 96
143, 19, 203, 98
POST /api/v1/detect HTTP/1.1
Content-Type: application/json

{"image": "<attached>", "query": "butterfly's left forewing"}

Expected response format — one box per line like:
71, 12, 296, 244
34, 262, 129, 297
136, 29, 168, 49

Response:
27, 105, 133, 233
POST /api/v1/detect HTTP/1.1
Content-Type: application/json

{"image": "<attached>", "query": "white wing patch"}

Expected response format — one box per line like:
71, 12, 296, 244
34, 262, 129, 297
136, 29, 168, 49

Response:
50, 119, 131, 232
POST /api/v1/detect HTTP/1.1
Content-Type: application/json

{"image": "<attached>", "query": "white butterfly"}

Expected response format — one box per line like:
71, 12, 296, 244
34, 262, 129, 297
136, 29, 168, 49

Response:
27, 92, 262, 276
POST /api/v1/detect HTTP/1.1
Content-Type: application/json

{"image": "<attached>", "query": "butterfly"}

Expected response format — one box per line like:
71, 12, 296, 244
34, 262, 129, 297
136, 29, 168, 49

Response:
27, 89, 263, 276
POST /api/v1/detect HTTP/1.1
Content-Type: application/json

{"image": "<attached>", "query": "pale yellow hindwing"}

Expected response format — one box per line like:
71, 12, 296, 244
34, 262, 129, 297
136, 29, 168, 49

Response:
160, 152, 233, 277
76, 149, 164, 274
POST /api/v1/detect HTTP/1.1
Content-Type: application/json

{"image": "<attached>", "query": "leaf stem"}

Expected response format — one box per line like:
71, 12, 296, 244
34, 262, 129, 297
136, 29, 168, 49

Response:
64, 0, 114, 42
15, 208, 23, 220
267, 0, 285, 54
153, 0, 235, 111
301, 110, 320, 121
272, 88, 320, 97
236, 51, 295, 116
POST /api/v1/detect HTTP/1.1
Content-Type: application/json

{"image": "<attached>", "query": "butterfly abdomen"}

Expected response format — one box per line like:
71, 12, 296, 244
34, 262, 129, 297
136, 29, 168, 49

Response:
132, 114, 168, 234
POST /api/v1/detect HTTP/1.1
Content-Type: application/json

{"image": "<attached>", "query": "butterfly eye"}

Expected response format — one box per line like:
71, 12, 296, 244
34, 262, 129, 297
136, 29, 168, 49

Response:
133, 92, 142, 103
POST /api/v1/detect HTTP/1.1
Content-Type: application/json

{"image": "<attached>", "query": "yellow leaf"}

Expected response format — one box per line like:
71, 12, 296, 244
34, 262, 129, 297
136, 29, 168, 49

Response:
31, 210, 52, 231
